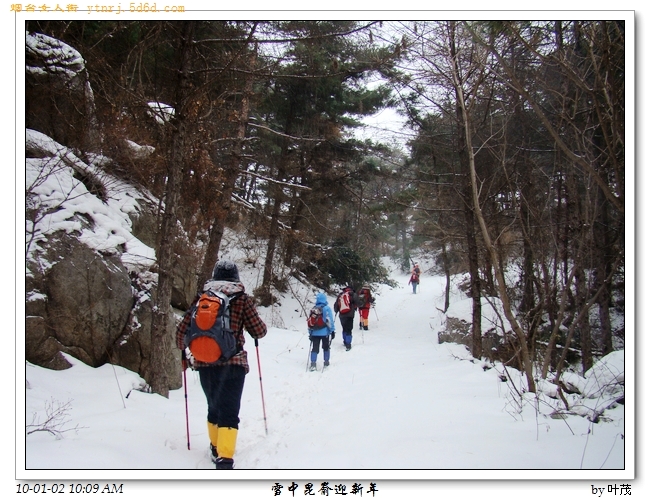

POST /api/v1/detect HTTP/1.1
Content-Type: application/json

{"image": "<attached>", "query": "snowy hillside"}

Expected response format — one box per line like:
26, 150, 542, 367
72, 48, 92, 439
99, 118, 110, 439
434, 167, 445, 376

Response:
26, 128, 155, 274
19, 53, 631, 490
20, 133, 630, 486
23, 259, 627, 483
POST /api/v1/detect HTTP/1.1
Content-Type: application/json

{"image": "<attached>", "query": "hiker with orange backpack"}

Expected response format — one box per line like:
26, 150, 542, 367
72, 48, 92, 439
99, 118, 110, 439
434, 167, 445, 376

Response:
176, 259, 267, 470
334, 285, 359, 350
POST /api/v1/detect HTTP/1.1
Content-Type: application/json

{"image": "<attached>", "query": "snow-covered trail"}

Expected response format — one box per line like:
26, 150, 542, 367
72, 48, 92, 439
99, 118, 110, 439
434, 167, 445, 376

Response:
231, 277, 450, 470
24, 269, 625, 476
230, 274, 622, 472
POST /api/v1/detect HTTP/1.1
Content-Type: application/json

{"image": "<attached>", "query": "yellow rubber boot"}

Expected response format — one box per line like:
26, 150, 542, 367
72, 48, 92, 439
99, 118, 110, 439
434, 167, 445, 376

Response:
216, 427, 238, 459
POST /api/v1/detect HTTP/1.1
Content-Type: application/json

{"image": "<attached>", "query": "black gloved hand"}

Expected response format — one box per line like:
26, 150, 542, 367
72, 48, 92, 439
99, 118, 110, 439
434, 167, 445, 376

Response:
330, 331, 336, 340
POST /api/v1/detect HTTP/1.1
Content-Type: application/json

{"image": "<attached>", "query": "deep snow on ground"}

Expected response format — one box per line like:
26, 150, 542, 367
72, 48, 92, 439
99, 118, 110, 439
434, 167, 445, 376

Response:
20, 126, 631, 495
23, 260, 627, 486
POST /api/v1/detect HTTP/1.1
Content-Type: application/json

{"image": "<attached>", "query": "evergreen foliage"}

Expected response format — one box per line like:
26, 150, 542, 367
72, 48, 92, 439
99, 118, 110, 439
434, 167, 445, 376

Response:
320, 243, 396, 291
25, 20, 625, 394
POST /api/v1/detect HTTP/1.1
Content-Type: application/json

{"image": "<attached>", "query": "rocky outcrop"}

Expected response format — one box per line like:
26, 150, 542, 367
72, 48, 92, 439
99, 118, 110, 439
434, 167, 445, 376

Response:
27, 234, 132, 368
25, 315, 71, 371
26, 32, 100, 153
128, 207, 198, 311
438, 316, 508, 362
24, 33, 186, 392
110, 271, 182, 390
437, 297, 518, 366
25, 232, 182, 390
46, 238, 132, 365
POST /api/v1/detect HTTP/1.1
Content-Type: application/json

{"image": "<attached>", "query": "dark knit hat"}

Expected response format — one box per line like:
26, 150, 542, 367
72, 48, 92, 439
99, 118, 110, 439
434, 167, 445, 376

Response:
212, 259, 240, 282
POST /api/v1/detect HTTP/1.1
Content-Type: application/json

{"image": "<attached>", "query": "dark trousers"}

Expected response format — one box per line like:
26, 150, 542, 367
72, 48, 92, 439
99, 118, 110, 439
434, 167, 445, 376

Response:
340, 315, 354, 346
310, 335, 330, 363
198, 364, 246, 429
310, 335, 330, 353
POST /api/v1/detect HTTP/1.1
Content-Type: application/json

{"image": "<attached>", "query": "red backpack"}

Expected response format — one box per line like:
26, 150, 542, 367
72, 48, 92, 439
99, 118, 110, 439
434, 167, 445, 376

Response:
307, 305, 327, 330
337, 290, 352, 314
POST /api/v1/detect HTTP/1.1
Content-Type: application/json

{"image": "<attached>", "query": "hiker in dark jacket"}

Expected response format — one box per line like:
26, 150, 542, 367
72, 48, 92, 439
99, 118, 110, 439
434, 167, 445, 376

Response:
307, 292, 336, 371
333, 285, 359, 350
176, 259, 267, 470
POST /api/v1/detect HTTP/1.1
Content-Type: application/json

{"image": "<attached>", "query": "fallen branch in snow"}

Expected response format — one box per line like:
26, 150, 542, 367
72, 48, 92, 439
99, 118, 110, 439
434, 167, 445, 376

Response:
26, 398, 85, 439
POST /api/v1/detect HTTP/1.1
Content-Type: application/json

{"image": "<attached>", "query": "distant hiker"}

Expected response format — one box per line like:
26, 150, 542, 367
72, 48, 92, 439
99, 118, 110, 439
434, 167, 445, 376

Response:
176, 259, 267, 470
334, 285, 359, 350
408, 270, 420, 294
307, 292, 336, 371
412, 263, 421, 279
357, 286, 375, 330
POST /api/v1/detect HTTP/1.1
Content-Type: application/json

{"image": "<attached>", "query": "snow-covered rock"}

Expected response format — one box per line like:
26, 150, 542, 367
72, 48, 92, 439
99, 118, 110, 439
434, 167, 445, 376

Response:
26, 31, 100, 151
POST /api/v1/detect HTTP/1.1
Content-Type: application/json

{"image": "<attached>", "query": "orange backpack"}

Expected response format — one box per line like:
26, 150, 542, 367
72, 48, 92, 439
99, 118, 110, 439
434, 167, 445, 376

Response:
184, 290, 241, 364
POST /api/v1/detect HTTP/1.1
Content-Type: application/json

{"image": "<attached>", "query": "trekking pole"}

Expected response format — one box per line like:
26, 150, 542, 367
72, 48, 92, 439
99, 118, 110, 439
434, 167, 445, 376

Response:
373, 305, 379, 322
334, 311, 339, 343
181, 358, 191, 450
306, 335, 312, 372
254, 339, 269, 436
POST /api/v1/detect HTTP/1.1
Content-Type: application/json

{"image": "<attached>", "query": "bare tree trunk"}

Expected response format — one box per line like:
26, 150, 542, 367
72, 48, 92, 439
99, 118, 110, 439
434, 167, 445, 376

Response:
400, 215, 410, 272
257, 93, 295, 304
565, 167, 593, 373
595, 203, 614, 357
448, 21, 534, 391
259, 176, 283, 305
441, 242, 451, 312
540, 258, 579, 379
593, 133, 614, 355
149, 21, 196, 398
448, 23, 482, 359
463, 184, 483, 359
197, 49, 257, 288
575, 265, 593, 373
519, 187, 536, 319
283, 192, 305, 268
552, 260, 618, 383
